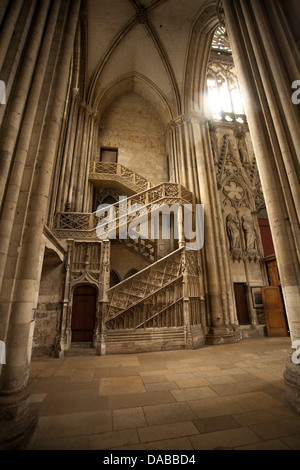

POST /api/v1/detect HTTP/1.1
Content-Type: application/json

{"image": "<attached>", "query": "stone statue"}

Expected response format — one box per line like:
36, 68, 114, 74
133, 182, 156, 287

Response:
226, 214, 241, 251
242, 216, 257, 250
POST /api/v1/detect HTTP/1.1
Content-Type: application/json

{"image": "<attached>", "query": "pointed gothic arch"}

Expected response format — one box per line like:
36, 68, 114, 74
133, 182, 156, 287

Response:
95, 72, 173, 128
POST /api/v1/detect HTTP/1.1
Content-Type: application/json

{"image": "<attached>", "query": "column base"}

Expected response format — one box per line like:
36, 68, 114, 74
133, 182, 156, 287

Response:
284, 357, 300, 415
205, 326, 242, 345
0, 388, 38, 450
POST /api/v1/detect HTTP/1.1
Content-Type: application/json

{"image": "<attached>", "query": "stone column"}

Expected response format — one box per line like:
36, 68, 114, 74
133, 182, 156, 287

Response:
0, 0, 61, 295
182, 250, 193, 349
167, 122, 179, 183
222, 0, 300, 412
0, 0, 51, 207
0, 0, 81, 448
83, 110, 98, 212
0, 0, 24, 71
240, 0, 300, 229
191, 113, 240, 344
66, 101, 85, 211
74, 103, 92, 212
56, 87, 80, 213
54, 240, 73, 358
98, 240, 111, 355
204, 121, 238, 328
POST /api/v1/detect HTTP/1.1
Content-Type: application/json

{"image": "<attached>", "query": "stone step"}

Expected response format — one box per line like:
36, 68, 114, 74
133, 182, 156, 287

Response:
66, 342, 96, 356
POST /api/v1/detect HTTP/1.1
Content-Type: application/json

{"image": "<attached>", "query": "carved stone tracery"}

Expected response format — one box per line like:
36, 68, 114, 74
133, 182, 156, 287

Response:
211, 125, 264, 262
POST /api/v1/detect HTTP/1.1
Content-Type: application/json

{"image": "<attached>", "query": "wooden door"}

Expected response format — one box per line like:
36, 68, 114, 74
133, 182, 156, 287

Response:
234, 283, 250, 325
71, 285, 97, 342
262, 286, 288, 337
265, 256, 281, 287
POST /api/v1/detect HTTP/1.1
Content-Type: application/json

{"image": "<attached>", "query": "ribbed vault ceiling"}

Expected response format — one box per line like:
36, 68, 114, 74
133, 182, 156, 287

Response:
86, 0, 210, 115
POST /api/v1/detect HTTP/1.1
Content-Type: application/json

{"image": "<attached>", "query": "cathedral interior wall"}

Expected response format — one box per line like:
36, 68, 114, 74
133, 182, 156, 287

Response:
110, 244, 151, 283
98, 92, 168, 185
32, 260, 64, 357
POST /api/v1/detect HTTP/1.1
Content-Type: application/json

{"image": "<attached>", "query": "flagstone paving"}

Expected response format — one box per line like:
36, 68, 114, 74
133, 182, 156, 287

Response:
27, 337, 300, 450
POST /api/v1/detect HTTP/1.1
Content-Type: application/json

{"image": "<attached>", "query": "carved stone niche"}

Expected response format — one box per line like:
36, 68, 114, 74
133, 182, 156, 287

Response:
225, 211, 242, 262
240, 213, 260, 262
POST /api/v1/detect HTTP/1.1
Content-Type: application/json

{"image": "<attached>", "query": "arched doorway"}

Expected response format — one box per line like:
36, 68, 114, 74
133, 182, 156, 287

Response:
71, 285, 97, 342
110, 269, 121, 287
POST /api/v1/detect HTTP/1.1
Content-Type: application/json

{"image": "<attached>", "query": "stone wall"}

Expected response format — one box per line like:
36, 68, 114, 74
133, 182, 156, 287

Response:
98, 92, 168, 186
32, 263, 64, 357
110, 243, 150, 282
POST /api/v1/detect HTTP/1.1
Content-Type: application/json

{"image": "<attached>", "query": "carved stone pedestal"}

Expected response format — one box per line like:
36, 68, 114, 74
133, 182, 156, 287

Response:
0, 388, 38, 449
284, 357, 300, 415
205, 326, 242, 345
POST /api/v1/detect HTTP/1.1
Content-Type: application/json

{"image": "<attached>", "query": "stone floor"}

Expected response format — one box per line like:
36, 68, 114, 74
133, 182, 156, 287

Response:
27, 337, 300, 450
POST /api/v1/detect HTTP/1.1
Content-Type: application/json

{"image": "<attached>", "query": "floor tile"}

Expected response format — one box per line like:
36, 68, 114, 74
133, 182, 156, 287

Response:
143, 402, 197, 425
116, 436, 195, 450
88, 429, 139, 450
99, 376, 146, 395
139, 369, 170, 377
170, 386, 218, 402
174, 378, 210, 388
34, 410, 112, 440
141, 375, 167, 384
232, 406, 297, 426
281, 434, 300, 450
189, 427, 262, 450
138, 421, 199, 443
27, 337, 296, 451
113, 407, 147, 430
193, 415, 241, 434
145, 382, 178, 392
108, 390, 175, 409
235, 439, 291, 450
250, 418, 300, 440
29, 435, 90, 450
187, 396, 246, 418
164, 372, 195, 381
109, 366, 142, 377
231, 391, 282, 411
209, 378, 268, 396
206, 375, 237, 385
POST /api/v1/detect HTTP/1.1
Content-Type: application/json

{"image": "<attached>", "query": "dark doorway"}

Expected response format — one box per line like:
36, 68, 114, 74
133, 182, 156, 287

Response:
234, 283, 250, 325
124, 269, 138, 280
110, 270, 121, 287
102, 195, 117, 206
71, 285, 97, 342
100, 147, 118, 162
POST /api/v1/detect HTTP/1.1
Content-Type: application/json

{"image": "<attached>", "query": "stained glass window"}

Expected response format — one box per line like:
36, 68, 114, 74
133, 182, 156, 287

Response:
211, 26, 232, 53
207, 26, 246, 123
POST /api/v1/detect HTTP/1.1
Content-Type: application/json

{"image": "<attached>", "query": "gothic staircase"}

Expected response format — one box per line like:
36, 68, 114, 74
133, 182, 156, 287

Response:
52, 162, 203, 353
53, 162, 193, 262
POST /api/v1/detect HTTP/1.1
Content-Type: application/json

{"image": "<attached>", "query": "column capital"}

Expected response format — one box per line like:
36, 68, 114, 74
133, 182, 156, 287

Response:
167, 111, 208, 130
79, 101, 97, 117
